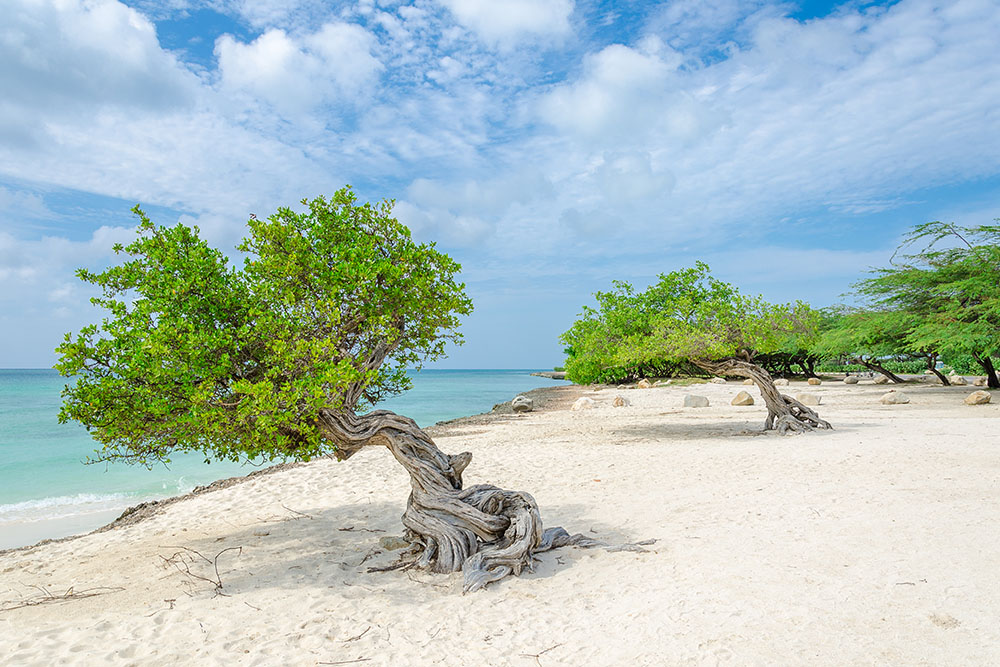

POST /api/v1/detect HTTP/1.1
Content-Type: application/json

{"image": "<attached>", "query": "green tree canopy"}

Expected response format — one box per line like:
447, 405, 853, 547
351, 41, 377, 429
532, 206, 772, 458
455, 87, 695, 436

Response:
561, 263, 830, 433
56, 188, 472, 466
854, 221, 1000, 387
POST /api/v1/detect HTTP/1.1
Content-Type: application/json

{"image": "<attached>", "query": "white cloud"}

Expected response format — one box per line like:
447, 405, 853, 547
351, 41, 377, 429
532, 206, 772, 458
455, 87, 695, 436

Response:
215, 22, 382, 115
0, 0, 200, 128
435, 0, 574, 45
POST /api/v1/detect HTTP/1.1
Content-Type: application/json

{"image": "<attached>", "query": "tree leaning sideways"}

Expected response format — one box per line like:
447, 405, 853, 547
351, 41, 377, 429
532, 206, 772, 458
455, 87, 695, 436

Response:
56, 188, 592, 592
561, 263, 831, 434
855, 221, 1000, 388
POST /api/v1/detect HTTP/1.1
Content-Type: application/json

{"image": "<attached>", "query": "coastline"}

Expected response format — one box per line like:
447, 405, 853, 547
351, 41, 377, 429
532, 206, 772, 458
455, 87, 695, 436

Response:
0, 383, 586, 557
2, 378, 998, 664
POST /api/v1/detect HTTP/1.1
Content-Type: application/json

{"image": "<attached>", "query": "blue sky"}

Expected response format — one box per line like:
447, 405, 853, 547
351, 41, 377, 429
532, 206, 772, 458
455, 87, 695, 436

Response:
1, 0, 998, 369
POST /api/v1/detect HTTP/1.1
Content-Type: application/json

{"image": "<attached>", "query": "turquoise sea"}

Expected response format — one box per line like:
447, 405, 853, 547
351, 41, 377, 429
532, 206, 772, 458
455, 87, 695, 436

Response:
0, 369, 567, 550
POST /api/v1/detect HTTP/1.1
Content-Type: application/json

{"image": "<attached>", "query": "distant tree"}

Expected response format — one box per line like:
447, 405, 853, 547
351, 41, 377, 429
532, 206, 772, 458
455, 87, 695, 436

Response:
811, 308, 949, 384
57, 189, 592, 592
856, 221, 1000, 388
561, 263, 831, 434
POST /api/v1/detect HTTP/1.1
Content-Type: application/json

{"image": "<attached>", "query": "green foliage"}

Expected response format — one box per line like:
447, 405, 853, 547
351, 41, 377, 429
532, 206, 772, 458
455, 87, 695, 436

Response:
853, 220, 1000, 374
56, 188, 472, 466
812, 306, 921, 363
560, 263, 817, 384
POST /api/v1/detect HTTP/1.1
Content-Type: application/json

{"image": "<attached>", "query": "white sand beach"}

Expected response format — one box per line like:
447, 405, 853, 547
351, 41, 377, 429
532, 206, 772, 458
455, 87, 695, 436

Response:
1, 379, 998, 665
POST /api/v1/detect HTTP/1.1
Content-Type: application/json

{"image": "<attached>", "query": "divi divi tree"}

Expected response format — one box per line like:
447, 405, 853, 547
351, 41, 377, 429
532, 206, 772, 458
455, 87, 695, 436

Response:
561, 263, 831, 434
57, 188, 589, 592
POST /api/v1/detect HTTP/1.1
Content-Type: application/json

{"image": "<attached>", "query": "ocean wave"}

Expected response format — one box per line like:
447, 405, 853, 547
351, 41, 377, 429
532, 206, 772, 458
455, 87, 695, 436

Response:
0, 492, 140, 524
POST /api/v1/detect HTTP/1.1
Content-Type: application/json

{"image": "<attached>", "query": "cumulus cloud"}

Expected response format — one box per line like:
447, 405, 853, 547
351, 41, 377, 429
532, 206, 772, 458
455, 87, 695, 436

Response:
435, 0, 575, 45
0, 0, 200, 126
215, 21, 383, 115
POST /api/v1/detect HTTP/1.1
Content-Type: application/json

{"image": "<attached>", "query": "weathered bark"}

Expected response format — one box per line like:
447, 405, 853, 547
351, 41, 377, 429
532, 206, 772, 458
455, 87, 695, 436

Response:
972, 354, 1000, 389
853, 357, 905, 383
925, 353, 950, 386
315, 409, 600, 592
693, 358, 832, 434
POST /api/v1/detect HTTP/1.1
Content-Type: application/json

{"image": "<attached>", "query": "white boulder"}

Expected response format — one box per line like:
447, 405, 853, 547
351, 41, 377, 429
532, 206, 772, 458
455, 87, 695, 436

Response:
571, 397, 596, 411
683, 395, 710, 408
880, 391, 910, 405
795, 393, 821, 406
511, 395, 533, 413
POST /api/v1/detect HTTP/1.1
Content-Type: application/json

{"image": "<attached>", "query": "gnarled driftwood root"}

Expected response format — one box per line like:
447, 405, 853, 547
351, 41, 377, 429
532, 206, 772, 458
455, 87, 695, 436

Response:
316, 409, 609, 592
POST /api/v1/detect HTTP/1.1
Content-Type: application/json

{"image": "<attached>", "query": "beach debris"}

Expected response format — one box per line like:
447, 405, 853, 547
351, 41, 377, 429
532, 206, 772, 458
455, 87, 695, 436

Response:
612, 395, 631, 407
158, 545, 243, 597
844, 376, 859, 384
964, 390, 991, 405
873, 375, 890, 384
378, 535, 411, 551
795, 393, 821, 406
0, 585, 126, 612
683, 394, 710, 408
571, 397, 596, 411
949, 375, 968, 386
511, 395, 534, 413
654, 380, 671, 387
710, 377, 727, 384
637, 378, 652, 389
880, 391, 910, 405
973, 377, 987, 386
731, 391, 754, 406
773, 378, 790, 386
807, 378, 822, 385
617, 384, 628, 390
743, 378, 755, 385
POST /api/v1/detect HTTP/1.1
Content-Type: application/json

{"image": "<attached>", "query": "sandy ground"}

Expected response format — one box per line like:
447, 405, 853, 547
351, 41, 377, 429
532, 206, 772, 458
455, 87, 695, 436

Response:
1, 378, 998, 666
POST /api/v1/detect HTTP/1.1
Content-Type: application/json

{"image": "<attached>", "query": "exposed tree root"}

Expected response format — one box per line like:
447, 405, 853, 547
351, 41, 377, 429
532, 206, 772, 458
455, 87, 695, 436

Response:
316, 409, 647, 592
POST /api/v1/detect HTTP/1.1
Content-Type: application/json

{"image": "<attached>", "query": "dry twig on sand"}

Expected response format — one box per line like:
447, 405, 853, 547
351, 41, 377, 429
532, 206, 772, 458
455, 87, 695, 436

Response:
0, 584, 125, 612
158, 545, 243, 596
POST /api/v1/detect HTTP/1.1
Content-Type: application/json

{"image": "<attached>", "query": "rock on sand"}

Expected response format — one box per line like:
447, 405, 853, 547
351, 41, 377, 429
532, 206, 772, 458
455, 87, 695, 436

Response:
731, 391, 754, 406
880, 391, 910, 405
796, 393, 821, 406
684, 395, 710, 408
964, 390, 991, 405
511, 395, 533, 413
571, 397, 596, 411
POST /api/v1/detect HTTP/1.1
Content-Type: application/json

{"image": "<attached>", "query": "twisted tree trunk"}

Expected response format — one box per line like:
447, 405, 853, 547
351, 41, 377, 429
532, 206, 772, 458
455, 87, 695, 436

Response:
315, 409, 598, 592
972, 354, 1000, 389
853, 357, 904, 383
925, 353, 950, 386
693, 358, 832, 434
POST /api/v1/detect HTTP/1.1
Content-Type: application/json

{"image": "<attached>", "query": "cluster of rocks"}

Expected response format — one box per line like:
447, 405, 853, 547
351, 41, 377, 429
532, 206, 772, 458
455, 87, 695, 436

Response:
545, 375, 995, 413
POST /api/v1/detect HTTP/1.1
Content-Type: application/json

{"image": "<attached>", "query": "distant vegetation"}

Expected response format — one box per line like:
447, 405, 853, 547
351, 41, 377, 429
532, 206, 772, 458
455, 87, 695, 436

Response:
561, 219, 1000, 391
560, 262, 830, 433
